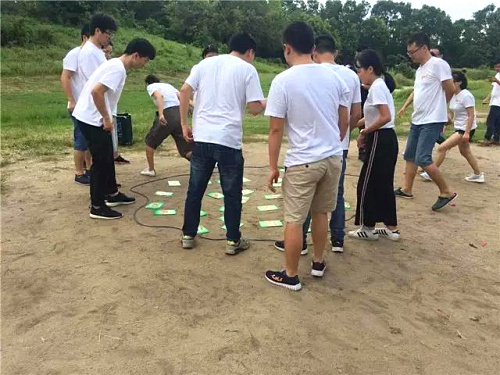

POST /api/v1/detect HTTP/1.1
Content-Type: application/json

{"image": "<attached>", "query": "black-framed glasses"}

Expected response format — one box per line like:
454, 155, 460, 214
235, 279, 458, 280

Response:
103, 30, 115, 38
407, 45, 423, 56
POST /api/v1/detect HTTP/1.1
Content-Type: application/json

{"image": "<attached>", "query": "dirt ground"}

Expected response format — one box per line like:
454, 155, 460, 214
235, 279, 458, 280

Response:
2, 140, 499, 375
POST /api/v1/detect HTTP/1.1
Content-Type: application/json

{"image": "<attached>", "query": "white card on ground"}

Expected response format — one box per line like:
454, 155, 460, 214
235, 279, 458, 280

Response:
168, 180, 181, 187
155, 191, 173, 197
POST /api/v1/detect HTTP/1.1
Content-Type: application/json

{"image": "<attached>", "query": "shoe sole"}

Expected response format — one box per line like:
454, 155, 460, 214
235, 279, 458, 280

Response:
311, 268, 326, 277
465, 179, 485, 183
348, 235, 379, 241
265, 275, 302, 291
89, 213, 122, 220
432, 193, 458, 211
75, 181, 90, 186
140, 172, 156, 177
395, 194, 413, 199
332, 247, 344, 253
378, 235, 400, 242
225, 246, 250, 255
182, 243, 195, 249
105, 200, 136, 207
274, 244, 308, 256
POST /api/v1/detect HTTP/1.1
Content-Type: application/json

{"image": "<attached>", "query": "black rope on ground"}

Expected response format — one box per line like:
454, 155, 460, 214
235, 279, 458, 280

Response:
129, 165, 359, 241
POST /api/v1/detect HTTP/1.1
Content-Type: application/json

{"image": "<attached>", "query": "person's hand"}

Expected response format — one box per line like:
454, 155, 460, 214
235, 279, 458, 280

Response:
461, 132, 470, 144
267, 167, 280, 193
182, 125, 194, 143
68, 99, 76, 113
103, 116, 114, 132
357, 131, 366, 149
482, 98, 489, 105
398, 107, 406, 117
158, 114, 167, 126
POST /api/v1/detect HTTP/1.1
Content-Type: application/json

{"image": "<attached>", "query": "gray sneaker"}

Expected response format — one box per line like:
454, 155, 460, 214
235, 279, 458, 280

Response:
226, 237, 250, 255
181, 235, 195, 249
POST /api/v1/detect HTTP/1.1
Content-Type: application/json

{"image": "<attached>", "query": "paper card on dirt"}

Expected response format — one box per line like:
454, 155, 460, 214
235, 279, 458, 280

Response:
265, 194, 282, 200
279, 167, 285, 172
242, 189, 254, 196
272, 182, 282, 188
197, 225, 209, 235
259, 220, 283, 228
154, 209, 176, 216
257, 205, 279, 212
219, 206, 225, 212
241, 196, 250, 204
344, 201, 351, 210
218, 215, 225, 222
207, 192, 224, 199
155, 191, 174, 197
167, 180, 181, 187
145, 201, 165, 210
221, 223, 243, 230
242, 177, 251, 183
200, 210, 207, 217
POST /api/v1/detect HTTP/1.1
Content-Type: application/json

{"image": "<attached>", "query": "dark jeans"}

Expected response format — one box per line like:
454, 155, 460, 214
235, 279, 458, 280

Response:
182, 142, 244, 241
303, 150, 348, 244
78, 120, 118, 207
485, 105, 500, 142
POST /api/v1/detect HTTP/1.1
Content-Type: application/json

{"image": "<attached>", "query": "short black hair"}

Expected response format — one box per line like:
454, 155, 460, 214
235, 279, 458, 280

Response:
452, 70, 468, 90
407, 32, 429, 48
145, 74, 160, 86
89, 13, 117, 36
228, 33, 257, 54
315, 35, 337, 54
124, 38, 156, 60
202, 44, 218, 58
81, 24, 90, 39
283, 21, 314, 55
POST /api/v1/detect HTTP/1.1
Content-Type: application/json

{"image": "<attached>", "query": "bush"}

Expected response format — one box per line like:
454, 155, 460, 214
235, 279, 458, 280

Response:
1, 16, 57, 47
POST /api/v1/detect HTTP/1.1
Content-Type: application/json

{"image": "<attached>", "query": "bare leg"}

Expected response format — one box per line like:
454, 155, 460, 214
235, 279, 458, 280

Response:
146, 146, 155, 171
422, 163, 454, 197
402, 160, 418, 195
311, 212, 328, 263
84, 150, 92, 169
434, 133, 461, 168
284, 223, 303, 277
74, 150, 86, 175
458, 142, 481, 174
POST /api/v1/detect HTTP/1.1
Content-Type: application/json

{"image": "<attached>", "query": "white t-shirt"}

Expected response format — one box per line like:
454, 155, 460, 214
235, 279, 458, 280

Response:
185, 54, 265, 150
449, 89, 477, 131
490, 72, 500, 107
322, 63, 361, 150
73, 58, 127, 127
364, 78, 395, 130
412, 57, 452, 125
77, 41, 106, 83
147, 83, 180, 109
62, 46, 85, 103
265, 64, 350, 167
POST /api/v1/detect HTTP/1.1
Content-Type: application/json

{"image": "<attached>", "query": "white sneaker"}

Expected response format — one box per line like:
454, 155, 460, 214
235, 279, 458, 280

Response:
181, 235, 195, 249
374, 228, 401, 241
420, 171, 431, 181
465, 173, 485, 183
140, 168, 156, 177
348, 228, 379, 241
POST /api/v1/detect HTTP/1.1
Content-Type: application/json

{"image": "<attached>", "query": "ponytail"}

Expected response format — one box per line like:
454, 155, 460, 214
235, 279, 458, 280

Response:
383, 72, 396, 93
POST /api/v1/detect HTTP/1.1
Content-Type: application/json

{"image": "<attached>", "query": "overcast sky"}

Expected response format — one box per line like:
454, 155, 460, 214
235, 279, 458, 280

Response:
321, 0, 495, 21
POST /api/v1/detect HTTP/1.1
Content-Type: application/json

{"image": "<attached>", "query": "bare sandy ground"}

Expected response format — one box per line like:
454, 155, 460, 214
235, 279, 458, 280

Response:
2, 140, 499, 375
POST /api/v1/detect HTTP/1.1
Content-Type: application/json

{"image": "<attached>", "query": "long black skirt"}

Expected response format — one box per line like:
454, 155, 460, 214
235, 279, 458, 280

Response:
355, 128, 398, 227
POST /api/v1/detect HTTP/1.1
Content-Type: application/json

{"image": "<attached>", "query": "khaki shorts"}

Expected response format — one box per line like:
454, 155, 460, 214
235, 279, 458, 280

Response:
282, 155, 342, 224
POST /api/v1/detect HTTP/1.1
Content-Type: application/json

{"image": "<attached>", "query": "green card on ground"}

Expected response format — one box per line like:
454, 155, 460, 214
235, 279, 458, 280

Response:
259, 220, 284, 228
154, 209, 176, 216
344, 202, 351, 210
221, 223, 243, 230
197, 225, 209, 235
207, 192, 224, 199
265, 194, 282, 200
279, 167, 285, 172
243, 177, 251, 183
241, 196, 250, 204
218, 215, 225, 222
257, 204, 279, 212
155, 191, 173, 197
200, 210, 207, 217
208, 180, 212, 185
167, 180, 181, 187
145, 201, 165, 210
219, 206, 225, 212
242, 189, 254, 196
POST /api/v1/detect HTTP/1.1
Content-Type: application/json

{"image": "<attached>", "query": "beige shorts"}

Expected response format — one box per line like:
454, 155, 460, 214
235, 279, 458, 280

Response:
282, 155, 342, 224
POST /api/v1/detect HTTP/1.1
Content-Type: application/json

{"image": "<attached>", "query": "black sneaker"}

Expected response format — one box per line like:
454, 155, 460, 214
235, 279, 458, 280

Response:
75, 173, 90, 186
394, 187, 413, 199
114, 155, 130, 164
105, 192, 136, 207
331, 239, 344, 253
274, 240, 308, 255
431, 193, 458, 211
311, 261, 326, 277
90, 206, 122, 220
265, 270, 302, 291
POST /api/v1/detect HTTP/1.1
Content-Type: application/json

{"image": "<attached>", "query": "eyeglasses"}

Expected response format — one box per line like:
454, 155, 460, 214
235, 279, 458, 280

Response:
103, 30, 115, 38
407, 45, 423, 56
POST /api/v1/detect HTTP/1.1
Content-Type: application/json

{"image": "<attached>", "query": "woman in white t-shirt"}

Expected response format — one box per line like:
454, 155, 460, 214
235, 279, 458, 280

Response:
421, 71, 484, 183
349, 49, 400, 242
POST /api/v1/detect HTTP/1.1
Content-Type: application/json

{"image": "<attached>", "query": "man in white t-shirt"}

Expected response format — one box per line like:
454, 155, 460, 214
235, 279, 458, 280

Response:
178, 33, 266, 254
480, 59, 500, 146
395, 32, 457, 211
140, 74, 193, 177
264, 22, 349, 291
60, 24, 91, 186
73, 38, 156, 220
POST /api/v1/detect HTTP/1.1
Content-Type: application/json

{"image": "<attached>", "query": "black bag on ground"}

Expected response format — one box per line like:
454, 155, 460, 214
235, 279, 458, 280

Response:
116, 113, 133, 146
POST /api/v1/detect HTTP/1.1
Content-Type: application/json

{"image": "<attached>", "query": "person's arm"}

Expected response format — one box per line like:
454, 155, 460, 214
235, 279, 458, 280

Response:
152, 91, 167, 125
398, 91, 414, 117
349, 103, 362, 130
60, 69, 76, 112
248, 100, 267, 115
482, 93, 491, 104
493, 76, 500, 85
461, 107, 475, 143
338, 105, 349, 141
179, 83, 194, 142
358, 104, 391, 148
91, 83, 113, 131
442, 79, 455, 102
267, 116, 285, 192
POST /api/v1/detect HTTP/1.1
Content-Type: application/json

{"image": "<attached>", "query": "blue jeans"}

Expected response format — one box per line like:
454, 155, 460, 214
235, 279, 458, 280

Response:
404, 123, 445, 167
182, 142, 244, 241
72, 115, 88, 151
303, 150, 347, 243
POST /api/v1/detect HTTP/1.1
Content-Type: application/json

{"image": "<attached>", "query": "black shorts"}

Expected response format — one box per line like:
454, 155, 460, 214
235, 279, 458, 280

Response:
455, 128, 475, 142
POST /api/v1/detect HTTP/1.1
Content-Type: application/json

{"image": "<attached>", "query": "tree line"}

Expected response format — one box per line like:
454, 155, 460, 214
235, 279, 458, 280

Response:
2, 0, 499, 73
